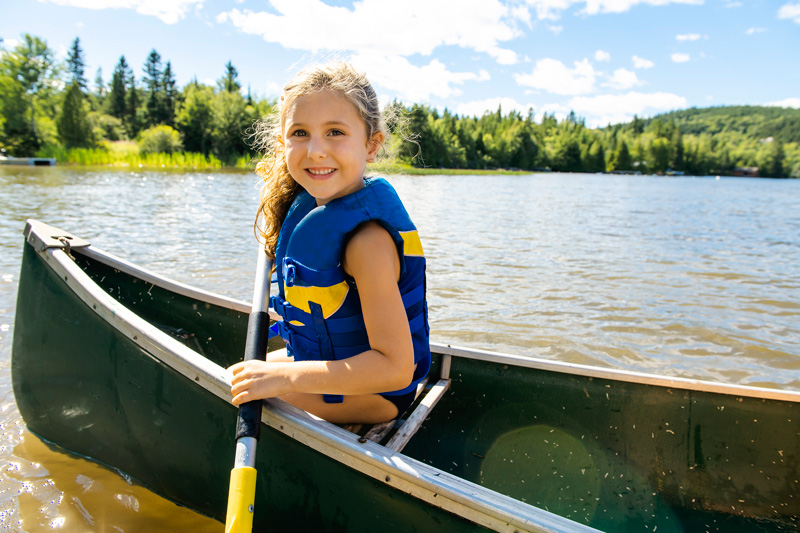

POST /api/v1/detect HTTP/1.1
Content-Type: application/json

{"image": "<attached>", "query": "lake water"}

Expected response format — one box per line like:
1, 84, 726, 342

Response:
1, 166, 798, 531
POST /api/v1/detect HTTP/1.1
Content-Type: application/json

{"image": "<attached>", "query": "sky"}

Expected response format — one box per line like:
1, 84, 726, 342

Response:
2, 0, 799, 127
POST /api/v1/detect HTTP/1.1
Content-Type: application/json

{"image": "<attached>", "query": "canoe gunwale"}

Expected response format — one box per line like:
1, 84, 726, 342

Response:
39, 242, 598, 533
431, 342, 800, 403
77, 245, 279, 320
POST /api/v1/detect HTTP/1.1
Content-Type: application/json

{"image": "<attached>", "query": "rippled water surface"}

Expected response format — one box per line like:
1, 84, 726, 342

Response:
1, 167, 798, 530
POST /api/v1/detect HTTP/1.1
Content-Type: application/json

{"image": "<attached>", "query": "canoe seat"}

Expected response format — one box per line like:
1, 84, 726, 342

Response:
345, 378, 451, 452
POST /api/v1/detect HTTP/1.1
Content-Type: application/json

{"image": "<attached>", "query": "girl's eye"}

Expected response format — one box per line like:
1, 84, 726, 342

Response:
329, 129, 344, 136
291, 129, 307, 137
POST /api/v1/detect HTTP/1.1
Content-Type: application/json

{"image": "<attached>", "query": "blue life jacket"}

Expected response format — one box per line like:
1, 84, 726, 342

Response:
270, 177, 431, 403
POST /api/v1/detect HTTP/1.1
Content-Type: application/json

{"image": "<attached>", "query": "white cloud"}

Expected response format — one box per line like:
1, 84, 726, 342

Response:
778, 2, 800, 23
217, 0, 522, 99
218, 0, 521, 63
568, 91, 688, 127
671, 52, 690, 63
511, 5, 533, 25
40, 0, 203, 24
675, 33, 701, 41
632, 55, 655, 69
595, 49, 611, 62
350, 52, 486, 102
745, 27, 767, 35
523, 0, 703, 20
514, 58, 596, 95
487, 46, 520, 65
605, 68, 640, 89
548, 24, 564, 34
765, 97, 800, 108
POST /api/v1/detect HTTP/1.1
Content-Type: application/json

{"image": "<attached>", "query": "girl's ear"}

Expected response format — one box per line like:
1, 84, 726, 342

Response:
366, 132, 385, 163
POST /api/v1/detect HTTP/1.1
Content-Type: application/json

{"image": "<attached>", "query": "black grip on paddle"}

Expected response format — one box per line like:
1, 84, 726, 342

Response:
235, 310, 270, 441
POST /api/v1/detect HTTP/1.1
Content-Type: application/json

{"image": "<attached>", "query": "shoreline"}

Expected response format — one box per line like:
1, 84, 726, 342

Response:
23, 162, 797, 179
34, 161, 534, 176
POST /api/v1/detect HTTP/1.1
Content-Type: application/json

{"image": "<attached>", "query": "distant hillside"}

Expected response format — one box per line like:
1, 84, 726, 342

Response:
641, 105, 800, 144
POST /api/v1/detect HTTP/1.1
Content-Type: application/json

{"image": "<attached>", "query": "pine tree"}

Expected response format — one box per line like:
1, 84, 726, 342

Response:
57, 81, 91, 148
142, 50, 163, 127
125, 73, 141, 138
108, 56, 130, 119
162, 61, 177, 127
614, 140, 632, 171
66, 37, 87, 90
220, 61, 241, 93
584, 140, 606, 172
631, 115, 644, 135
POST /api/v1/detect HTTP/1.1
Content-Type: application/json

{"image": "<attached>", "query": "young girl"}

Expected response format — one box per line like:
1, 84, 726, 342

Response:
229, 63, 430, 425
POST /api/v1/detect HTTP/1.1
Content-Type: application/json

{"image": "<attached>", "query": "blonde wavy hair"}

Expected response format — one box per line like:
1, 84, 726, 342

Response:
252, 62, 389, 258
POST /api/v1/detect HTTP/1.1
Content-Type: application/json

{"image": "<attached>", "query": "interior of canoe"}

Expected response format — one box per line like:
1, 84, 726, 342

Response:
75, 249, 799, 533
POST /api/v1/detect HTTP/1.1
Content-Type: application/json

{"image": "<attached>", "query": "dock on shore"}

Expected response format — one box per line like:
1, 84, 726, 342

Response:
0, 157, 56, 166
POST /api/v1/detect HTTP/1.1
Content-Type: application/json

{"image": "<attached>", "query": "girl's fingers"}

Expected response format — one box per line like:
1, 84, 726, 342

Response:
231, 391, 250, 406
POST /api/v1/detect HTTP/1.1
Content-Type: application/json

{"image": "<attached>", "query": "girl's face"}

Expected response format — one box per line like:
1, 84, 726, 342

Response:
282, 90, 382, 206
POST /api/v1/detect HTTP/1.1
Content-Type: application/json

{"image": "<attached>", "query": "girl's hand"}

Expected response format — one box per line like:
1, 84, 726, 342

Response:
228, 360, 293, 406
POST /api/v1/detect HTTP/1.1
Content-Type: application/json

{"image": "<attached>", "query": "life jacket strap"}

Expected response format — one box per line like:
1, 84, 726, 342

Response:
282, 257, 345, 288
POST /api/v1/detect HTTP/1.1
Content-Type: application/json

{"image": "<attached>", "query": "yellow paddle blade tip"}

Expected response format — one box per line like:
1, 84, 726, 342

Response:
225, 466, 257, 533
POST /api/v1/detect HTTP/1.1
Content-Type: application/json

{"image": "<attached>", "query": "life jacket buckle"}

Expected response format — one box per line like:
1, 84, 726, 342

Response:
283, 259, 296, 287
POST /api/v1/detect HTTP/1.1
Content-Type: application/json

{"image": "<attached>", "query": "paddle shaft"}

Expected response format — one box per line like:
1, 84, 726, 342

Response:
225, 248, 272, 533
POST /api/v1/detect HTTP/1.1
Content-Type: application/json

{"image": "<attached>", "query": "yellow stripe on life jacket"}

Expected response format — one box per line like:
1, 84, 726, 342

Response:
400, 230, 424, 257
285, 281, 350, 319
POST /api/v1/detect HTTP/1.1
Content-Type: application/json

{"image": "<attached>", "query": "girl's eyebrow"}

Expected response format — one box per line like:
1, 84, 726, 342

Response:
287, 120, 350, 128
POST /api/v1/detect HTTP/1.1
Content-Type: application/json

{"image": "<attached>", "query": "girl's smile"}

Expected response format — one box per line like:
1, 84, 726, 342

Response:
283, 90, 382, 205
307, 167, 336, 179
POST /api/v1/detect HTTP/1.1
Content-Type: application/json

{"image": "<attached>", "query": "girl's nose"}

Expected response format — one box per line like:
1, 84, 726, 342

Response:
307, 137, 326, 159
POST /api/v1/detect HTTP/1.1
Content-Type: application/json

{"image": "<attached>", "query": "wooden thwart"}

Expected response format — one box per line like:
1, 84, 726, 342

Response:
384, 378, 450, 451
357, 376, 434, 444
346, 354, 453, 451
345, 377, 451, 452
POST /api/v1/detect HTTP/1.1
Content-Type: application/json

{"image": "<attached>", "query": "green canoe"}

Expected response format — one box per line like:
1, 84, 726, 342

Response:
12, 220, 799, 532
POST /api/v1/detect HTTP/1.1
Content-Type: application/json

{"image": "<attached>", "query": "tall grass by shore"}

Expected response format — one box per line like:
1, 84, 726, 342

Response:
35, 141, 253, 170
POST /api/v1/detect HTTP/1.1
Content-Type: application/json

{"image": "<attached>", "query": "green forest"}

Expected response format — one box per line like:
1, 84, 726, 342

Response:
1, 34, 798, 177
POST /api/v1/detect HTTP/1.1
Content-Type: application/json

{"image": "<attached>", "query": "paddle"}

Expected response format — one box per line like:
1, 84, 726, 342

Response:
225, 247, 273, 533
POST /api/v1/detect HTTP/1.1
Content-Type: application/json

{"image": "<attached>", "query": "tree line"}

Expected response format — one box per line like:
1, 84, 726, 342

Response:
394, 104, 799, 178
1, 34, 271, 165
1, 33, 798, 177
